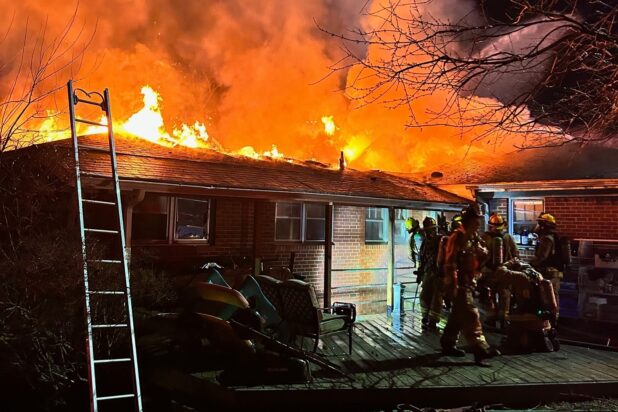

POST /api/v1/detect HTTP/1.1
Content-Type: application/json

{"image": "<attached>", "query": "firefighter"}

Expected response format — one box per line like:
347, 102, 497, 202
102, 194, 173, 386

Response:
436, 215, 463, 273
496, 259, 560, 353
405, 217, 421, 266
436, 215, 463, 312
418, 217, 443, 330
480, 213, 519, 329
531, 212, 562, 326
440, 205, 500, 364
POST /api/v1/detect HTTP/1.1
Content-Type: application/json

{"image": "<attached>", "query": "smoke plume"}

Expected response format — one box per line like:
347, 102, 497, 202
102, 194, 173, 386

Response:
0, 0, 569, 172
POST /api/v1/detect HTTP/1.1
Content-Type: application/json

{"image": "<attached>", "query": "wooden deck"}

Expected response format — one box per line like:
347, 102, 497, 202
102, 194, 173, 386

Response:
227, 312, 618, 410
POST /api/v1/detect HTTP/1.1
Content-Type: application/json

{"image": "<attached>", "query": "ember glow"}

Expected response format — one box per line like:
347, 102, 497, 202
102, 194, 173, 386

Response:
1, 0, 556, 171
321, 116, 336, 136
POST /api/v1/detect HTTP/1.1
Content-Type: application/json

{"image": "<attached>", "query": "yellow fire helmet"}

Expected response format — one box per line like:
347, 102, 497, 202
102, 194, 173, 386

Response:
488, 213, 507, 230
537, 212, 557, 227
405, 217, 419, 232
451, 214, 463, 231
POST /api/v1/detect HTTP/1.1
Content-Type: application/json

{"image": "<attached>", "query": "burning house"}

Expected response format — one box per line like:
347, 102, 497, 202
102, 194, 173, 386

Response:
3, 132, 468, 315
3, 0, 618, 409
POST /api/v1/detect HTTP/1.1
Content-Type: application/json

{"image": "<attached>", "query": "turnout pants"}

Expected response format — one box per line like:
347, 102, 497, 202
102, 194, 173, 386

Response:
420, 272, 444, 323
440, 286, 490, 351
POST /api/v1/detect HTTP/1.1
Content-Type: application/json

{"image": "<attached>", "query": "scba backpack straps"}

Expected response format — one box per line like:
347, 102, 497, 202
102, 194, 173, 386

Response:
549, 234, 571, 271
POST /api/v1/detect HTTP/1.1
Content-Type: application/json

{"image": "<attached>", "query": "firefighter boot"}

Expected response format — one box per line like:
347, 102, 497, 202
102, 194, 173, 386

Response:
474, 346, 501, 366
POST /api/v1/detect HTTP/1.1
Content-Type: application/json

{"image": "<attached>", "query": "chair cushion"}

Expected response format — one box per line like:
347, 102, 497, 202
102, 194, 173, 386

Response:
319, 313, 348, 334
279, 279, 321, 323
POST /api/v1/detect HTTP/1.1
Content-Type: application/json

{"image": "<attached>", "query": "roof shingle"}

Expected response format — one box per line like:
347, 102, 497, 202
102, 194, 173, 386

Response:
13, 135, 469, 205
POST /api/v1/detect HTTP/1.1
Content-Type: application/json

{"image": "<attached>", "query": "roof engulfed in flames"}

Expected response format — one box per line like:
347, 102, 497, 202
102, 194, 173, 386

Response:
56, 85, 294, 162
3, 0, 558, 173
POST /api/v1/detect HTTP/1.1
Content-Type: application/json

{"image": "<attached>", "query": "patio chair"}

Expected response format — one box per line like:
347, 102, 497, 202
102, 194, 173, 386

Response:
262, 266, 294, 282
278, 279, 355, 354
255, 275, 284, 316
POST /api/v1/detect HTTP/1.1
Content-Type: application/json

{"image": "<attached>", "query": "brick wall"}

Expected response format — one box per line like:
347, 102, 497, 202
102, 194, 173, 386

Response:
332, 206, 419, 314
256, 203, 419, 314
489, 198, 508, 217
484, 195, 618, 260
332, 206, 389, 314
254, 201, 325, 294
131, 196, 435, 315
545, 196, 618, 240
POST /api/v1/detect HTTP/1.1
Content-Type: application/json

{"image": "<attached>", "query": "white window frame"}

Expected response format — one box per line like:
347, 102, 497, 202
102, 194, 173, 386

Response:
173, 197, 211, 243
365, 207, 389, 244
508, 197, 545, 237
131, 194, 213, 244
275, 202, 303, 241
304, 203, 327, 242
274, 202, 331, 242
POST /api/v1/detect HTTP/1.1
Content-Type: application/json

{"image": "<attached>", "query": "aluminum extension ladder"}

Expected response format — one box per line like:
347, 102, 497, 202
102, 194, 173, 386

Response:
67, 80, 142, 412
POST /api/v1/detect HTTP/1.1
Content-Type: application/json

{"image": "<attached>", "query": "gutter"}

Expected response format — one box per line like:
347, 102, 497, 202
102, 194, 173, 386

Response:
110, 178, 467, 211
468, 178, 618, 193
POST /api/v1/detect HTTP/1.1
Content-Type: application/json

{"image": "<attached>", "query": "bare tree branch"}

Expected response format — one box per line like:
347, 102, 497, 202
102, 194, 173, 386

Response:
322, 0, 618, 148
0, 4, 94, 155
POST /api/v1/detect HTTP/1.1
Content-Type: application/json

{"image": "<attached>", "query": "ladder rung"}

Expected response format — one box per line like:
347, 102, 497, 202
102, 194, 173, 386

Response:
87, 259, 122, 264
84, 228, 119, 234
74, 96, 105, 108
96, 394, 135, 401
83, 199, 116, 206
75, 118, 108, 127
92, 324, 128, 329
94, 357, 131, 364
89, 290, 125, 295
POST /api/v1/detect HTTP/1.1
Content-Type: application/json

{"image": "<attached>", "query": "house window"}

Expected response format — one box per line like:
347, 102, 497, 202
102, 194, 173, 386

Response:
511, 199, 544, 243
305, 203, 326, 241
132, 194, 170, 241
131, 194, 213, 243
365, 207, 388, 243
274, 202, 329, 242
175, 198, 210, 241
275, 202, 302, 241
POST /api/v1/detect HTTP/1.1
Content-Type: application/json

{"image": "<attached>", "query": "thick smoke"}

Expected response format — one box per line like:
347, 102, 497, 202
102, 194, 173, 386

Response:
0, 0, 563, 171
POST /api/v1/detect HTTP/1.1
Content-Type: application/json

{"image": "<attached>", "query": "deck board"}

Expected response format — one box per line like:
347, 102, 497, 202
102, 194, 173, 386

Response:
217, 312, 618, 409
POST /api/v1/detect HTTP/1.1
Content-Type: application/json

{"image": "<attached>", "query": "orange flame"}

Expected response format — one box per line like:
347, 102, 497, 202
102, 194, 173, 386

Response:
172, 121, 210, 148
37, 111, 71, 142
321, 115, 336, 136
121, 86, 172, 145
36, 84, 289, 159
118, 87, 211, 148
237, 144, 286, 160
7, 1, 556, 173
